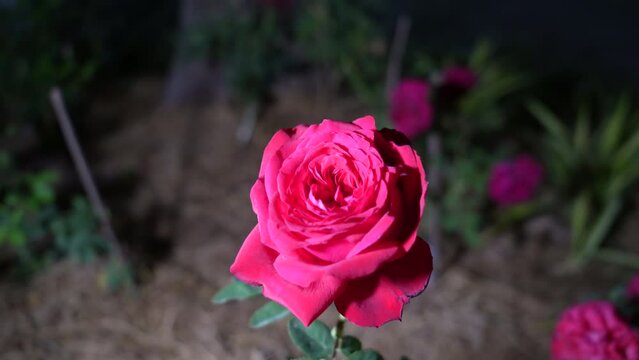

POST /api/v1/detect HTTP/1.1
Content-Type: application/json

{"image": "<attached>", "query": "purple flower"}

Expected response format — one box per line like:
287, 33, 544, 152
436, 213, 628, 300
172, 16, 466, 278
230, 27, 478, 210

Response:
488, 154, 543, 205
390, 79, 433, 139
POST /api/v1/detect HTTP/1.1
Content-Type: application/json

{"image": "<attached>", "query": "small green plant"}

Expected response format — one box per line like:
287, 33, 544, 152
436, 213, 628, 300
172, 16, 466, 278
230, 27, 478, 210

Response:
295, 0, 386, 105
190, 4, 286, 103
213, 279, 386, 360
0, 0, 96, 124
0, 151, 108, 278
528, 96, 639, 266
440, 153, 494, 247
408, 42, 528, 248
51, 197, 109, 263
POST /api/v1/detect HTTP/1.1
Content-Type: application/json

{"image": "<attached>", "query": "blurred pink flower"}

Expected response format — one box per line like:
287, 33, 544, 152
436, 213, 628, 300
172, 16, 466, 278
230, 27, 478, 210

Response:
441, 66, 478, 91
627, 274, 639, 300
552, 301, 639, 360
390, 79, 433, 139
488, 154, 543, 205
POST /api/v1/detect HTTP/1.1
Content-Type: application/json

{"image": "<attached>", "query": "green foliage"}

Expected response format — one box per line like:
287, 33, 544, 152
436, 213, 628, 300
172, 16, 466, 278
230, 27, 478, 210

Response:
0, 160, 59, 249
295, 0, 386, 105
287, 317, 334, 359
346, 350, 384, 360
440, 150, 496, 247
249, 301, 291, 328
0, 152, 106, 277
339, 335, 362, 356
0, 0, 96, 123
439, 42, 526, 137
528, 97, 639, 265
190, 5, 286, 102
408, 42, 529, 248
99, 259, 135, 292
50, 197, 108, 262
212, 278, 262, 304
214, 278, 385, 359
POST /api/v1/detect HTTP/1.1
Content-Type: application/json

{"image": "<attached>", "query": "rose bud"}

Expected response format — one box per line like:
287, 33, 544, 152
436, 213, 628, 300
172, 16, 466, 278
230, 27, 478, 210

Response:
231, 116, 432, 327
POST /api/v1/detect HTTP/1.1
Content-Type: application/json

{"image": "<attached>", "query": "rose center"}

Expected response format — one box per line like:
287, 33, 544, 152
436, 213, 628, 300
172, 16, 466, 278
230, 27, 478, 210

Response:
307, 159, 359, 211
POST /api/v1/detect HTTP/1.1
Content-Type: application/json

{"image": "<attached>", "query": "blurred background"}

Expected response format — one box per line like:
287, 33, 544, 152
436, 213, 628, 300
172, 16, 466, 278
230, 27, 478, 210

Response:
2, 0, 639, 359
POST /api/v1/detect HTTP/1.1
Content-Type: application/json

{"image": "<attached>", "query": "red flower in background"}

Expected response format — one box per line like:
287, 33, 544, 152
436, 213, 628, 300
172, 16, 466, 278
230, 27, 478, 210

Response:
488, 154, 543, 205
441, 66, 478, 91
627, 274, 639, 300
390, 79, 433, 139
552, 301, 639, 360
231, 116, 432, 327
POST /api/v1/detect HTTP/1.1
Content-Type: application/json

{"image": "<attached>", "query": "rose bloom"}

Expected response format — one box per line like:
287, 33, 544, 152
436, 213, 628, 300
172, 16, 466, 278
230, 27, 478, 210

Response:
231, 116, 432, 327
627, 274, 639, 300
390, 79, 433, 139
441, 66, 478, 91
488, 154, 543, 205
552, 301, 639, 360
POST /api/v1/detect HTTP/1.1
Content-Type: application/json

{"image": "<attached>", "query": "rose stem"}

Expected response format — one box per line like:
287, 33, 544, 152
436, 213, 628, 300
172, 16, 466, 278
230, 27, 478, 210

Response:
330, 314, 347, 359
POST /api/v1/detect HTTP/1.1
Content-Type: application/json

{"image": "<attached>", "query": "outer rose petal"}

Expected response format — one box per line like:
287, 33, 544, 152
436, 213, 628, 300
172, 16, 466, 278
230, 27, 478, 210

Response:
230, 226, 341, 326
334, 238, 433, 327
353, 115, 376, 130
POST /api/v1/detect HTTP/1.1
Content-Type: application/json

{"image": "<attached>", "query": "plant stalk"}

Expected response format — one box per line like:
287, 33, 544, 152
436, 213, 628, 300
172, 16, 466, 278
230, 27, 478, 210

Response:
330, 314, 346, 359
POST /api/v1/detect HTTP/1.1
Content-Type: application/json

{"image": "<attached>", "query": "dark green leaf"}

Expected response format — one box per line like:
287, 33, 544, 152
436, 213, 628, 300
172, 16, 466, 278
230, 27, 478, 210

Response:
339, 335, 362, 356
580, 198, 623, 260
600, 95, 630, 157
528, 101, 568, 142
249, 301, 290, 328
287, 317, 333, 358
347, 350, 384, 360
212, 279, 262, 304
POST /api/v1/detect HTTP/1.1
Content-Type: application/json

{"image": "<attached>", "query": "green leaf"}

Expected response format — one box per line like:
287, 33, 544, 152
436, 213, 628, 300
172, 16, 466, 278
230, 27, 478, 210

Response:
347, 350, 384, 360
528, 101, 568, 141
288, 317, 333, 359
249, 301, 290, 328
613, 127, 639, 172
339, 336, 362, 356
212, 279, 262, 304
596, 248, 639, 269
570, 193, 591, 252
580, 198, 623, 261
600, 95, 630, 158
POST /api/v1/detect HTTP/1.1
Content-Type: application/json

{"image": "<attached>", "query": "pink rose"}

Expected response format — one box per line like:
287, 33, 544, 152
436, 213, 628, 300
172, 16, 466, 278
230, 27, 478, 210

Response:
390, 79, 433, 139
488, 154, 543, 205
552, 301, 639, 360
231, 116, 432, 327
627, 274, 639, 300
441, 66, 478, 91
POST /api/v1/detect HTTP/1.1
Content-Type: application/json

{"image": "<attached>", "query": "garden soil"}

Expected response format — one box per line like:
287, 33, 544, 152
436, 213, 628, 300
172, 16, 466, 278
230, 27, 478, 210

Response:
0, 77, 635, 360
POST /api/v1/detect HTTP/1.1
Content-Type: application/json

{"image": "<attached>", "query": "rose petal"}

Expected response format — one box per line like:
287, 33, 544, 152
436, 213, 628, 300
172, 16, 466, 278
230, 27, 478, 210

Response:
230, 226, 341, 326
353, 115, 376, 130
334, 238, 432, 327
